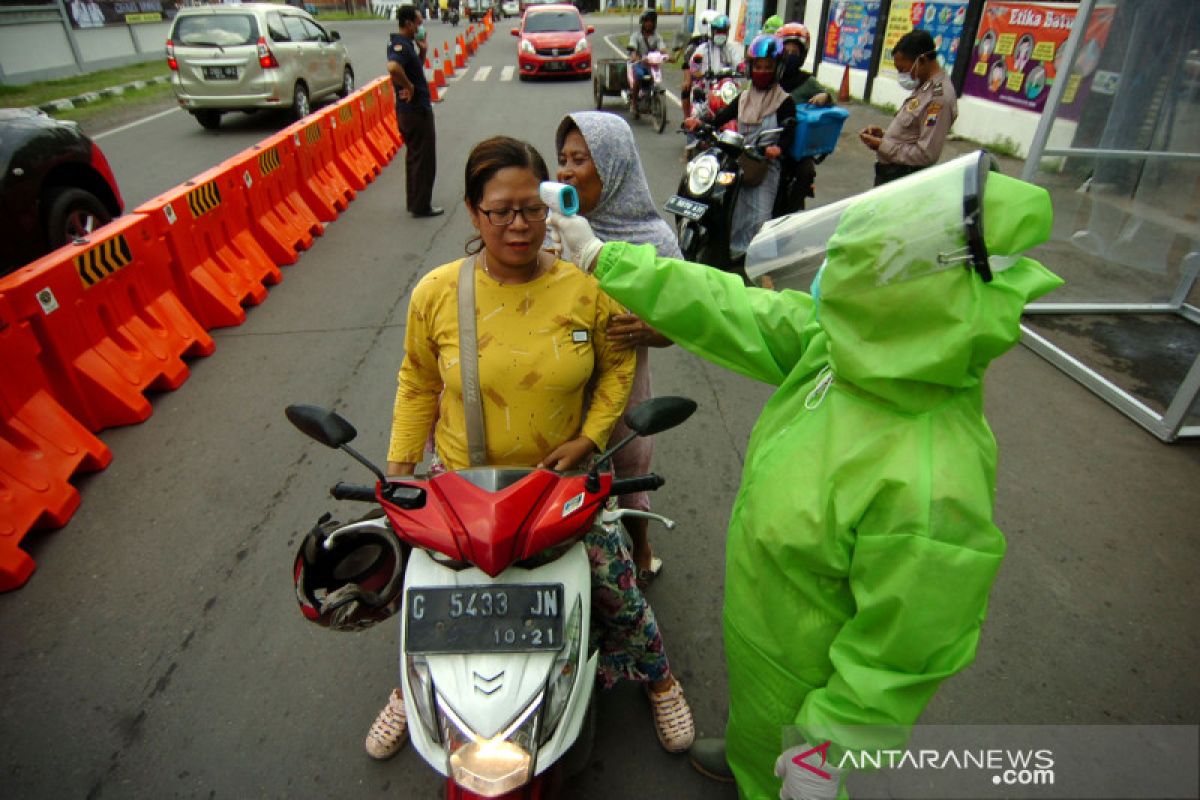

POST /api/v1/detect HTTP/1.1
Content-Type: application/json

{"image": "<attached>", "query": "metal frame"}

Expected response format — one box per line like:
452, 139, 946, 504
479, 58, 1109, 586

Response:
1018, 0, 1200, 442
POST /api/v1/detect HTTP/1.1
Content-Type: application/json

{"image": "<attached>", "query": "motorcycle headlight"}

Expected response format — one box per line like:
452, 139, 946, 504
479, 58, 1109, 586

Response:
574, 38, 588, 53
520, 38, 535, 55
687, 153, 721, 196
539, 597, 583, 745
441, 694, 541, 797
717, 171, 737, 185
405, 653, 440, 742
719, 80, 740, 105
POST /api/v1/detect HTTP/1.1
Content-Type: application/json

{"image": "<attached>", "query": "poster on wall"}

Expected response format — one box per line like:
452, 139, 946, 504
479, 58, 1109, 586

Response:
822, 0, 882, 70
67, 0, 182, 29
738, 0, 765, 42
881, 0, 969, 75
962, 1, 1115, 115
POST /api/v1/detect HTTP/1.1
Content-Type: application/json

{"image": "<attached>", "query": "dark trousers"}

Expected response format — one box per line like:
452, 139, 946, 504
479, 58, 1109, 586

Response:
396, 106, 437, 213
874, 162, 924, 186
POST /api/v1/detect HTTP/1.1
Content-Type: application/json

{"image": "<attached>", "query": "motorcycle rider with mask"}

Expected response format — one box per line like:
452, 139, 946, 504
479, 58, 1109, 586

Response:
682, 14, 738, 120
684, 34, 796, 266
860, 29, 958, 185
775, 22, 833, 216
627, 10, 666, 119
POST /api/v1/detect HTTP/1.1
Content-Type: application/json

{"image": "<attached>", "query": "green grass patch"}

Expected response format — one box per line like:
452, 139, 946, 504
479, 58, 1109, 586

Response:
982, 135, 1023, 159
50, 82, 175, 124
0, 60, 170, 109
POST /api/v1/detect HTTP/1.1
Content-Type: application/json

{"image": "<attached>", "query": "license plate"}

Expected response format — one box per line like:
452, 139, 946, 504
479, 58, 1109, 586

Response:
666, 195, 707, 221
544, 61, 567, 71
202, 66, 238, 80
405, 584, 564, 654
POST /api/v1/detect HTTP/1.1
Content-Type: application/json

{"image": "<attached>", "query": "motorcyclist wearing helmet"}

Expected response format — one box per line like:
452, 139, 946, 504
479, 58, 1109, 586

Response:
627, 10, 665, 119
684, 33, 796, 262
775, 22, 833, 217
762, 14, 783, 35
682, 13, 737, 120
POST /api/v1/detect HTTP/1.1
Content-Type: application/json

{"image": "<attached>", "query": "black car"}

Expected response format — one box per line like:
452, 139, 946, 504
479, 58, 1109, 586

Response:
0, 108, 124, 275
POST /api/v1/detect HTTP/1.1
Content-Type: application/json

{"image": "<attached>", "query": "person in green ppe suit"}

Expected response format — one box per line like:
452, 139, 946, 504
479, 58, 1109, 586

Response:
548, 154, 1063, 800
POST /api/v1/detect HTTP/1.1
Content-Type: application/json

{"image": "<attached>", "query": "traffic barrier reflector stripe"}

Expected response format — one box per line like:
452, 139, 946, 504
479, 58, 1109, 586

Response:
74, 233, 132, 288
258, 146, 282, 176
0, 293, 112, 592
186, 180, 221, 218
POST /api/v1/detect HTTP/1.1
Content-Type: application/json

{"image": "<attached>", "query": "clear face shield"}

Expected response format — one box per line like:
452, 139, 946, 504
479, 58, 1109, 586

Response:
745, 152, 1001, 294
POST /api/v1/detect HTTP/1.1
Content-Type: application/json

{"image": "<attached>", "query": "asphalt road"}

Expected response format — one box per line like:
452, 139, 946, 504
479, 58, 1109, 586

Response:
2, 13, 1198, 800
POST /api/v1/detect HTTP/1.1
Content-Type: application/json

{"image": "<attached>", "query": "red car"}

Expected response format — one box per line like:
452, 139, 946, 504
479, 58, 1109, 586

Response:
513, 5, 593, 79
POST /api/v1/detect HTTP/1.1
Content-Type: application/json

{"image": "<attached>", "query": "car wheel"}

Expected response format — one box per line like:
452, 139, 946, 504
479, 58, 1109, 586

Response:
337, 67, 354, 98
292, 82, 310, 120
194, 109, 222, 130
44, 187, 112, 249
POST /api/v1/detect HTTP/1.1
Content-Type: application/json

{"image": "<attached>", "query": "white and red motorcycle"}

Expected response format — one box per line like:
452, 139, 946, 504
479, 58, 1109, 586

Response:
287, 397, 696, 799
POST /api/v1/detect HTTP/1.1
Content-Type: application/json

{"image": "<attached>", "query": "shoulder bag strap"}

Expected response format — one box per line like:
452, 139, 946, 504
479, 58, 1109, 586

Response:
457, 255, 487, 467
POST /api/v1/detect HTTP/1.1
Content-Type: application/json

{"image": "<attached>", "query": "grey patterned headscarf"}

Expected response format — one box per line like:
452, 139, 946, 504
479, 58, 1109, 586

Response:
555, 112, 682, 259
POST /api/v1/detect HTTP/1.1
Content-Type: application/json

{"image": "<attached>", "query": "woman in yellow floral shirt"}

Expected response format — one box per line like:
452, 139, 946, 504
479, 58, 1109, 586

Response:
364, 136, 695, 761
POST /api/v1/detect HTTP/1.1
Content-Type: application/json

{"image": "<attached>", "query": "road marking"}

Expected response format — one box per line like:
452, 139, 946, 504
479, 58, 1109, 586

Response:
448, 67, 469, 82
500, 65, 515, 81
474, 66, 492, 81
604, 34, 683, 108
93, 107, 180, 140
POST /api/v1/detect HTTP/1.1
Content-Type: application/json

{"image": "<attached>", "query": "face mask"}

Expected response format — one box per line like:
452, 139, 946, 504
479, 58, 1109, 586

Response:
782, 54, 802, 74
713, 33, 728, 46
751, 70, 775, 90
896, 69, 920, 91
415, 25, 426, 42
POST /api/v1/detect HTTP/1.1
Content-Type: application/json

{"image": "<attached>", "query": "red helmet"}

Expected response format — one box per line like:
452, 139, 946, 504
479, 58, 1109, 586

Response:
293, 512, 405, 632
778, 22, 811, 51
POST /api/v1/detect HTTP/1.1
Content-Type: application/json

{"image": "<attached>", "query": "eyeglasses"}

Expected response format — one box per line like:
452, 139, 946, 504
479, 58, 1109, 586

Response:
477, 204, 550, 226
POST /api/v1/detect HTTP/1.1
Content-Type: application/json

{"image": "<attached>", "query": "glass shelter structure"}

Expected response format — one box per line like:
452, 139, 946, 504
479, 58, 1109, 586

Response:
1019, 0, 1199, 441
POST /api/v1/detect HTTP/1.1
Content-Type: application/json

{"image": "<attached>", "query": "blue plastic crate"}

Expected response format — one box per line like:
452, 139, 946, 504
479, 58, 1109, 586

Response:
791, 105, 850, 160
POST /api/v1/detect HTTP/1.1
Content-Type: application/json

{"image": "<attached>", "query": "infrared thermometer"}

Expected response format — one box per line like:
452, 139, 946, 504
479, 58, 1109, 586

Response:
539, 181, 579, 216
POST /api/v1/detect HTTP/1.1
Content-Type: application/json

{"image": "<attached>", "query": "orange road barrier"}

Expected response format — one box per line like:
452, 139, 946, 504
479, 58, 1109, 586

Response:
136, 165, 282, 331
455, 39, 465, 69
224, 133, 325, 267
282, 113, 357, 225
0, 213, 215, 431
444, 50, 455, 78
357, 79, 401, 164
0, 292, 112, 592
429, 77, 442, 103
372, 80, 404, 150
328, 100, 382, 191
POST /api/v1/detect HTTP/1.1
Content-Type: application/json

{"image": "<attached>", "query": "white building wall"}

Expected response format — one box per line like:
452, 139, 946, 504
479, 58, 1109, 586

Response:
75, 24, 137, 62
0, 22, 75, 76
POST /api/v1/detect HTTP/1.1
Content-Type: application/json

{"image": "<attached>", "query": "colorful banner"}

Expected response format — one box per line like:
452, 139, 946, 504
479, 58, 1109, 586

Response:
822, 0, 882, 70
962, 1, 1115, 115
739, 0, 765, 42
881, 0, 969, 75
66, 0, 181, 29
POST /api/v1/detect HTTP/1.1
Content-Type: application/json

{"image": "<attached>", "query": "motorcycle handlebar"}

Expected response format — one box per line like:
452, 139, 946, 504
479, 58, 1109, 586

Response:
330, 482, 376, 502
610, 474, 666, 495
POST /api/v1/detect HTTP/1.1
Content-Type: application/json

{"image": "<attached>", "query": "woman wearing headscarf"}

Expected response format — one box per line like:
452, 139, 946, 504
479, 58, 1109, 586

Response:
554, 111, 679, 587
684, 33, 796, 261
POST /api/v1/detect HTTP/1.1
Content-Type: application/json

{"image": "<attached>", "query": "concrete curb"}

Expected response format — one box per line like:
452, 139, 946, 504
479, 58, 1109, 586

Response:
37, 74, 171, 114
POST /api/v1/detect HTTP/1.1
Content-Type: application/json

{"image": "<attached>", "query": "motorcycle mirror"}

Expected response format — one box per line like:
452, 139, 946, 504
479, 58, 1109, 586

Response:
625, 396, 698, 436
286, 404, 357, 448
586, 397, 697, 491
285, 404, 388, 485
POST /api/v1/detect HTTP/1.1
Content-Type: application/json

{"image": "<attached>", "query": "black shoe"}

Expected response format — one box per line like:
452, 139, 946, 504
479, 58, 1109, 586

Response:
689, 738, 735, 782
411, 206, 444, 218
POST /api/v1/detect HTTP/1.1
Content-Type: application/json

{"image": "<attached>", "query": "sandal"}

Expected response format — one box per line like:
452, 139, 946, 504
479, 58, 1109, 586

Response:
636, 555, 663, 591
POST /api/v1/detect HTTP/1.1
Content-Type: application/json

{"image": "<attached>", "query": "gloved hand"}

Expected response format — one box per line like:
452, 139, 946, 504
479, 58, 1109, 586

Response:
775, 743, 845, 800
546, 212, 604, 274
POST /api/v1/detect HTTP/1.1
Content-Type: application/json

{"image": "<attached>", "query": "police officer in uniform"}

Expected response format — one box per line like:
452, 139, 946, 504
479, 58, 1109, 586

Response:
388, 6, 443, 217
859, 29, 958, 186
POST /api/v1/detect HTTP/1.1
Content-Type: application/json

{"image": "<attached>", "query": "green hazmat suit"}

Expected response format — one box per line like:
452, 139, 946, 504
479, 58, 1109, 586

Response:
591, 164, 1064, 799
